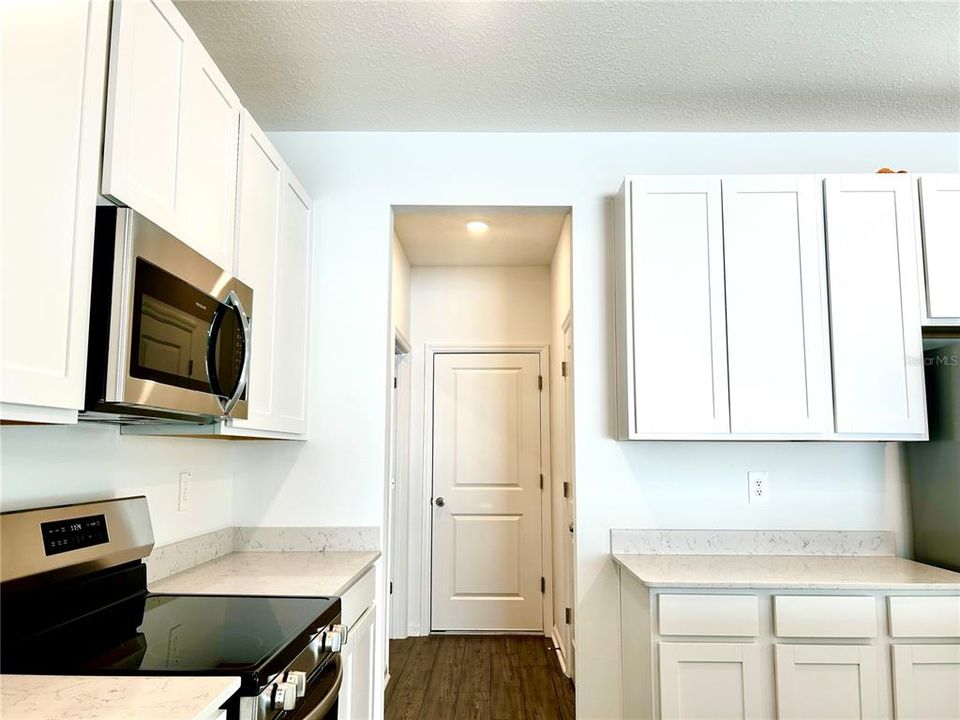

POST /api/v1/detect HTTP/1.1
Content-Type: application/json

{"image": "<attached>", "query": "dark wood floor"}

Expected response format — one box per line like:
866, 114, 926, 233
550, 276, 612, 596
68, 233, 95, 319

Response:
385, 635, 575, 720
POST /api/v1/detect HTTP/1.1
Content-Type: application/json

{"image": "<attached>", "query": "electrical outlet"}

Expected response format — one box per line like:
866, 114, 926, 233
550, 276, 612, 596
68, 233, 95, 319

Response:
178, 472, 192, 512
748, 471, 770, 503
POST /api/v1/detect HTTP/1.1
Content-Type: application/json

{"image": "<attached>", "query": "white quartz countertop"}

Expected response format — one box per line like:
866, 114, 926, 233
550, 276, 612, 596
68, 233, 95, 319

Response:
0, 675, 239, 720
150, 550, 380, 597
613, 553, 960, 590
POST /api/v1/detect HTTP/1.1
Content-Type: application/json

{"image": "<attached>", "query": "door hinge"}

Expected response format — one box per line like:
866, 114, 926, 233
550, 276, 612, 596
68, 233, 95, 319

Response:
565, 607, 572, 624
538, 374, 543, 391
393, 377, 397, 389
389, 581, 393, 595
540, 577, 546, 593
539, 473, 544, 490
563, 481, 569, 498
561, 361, 567, 378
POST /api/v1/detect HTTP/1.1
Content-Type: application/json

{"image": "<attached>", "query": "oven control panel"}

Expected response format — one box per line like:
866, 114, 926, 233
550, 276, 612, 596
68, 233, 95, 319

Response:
40, 514, 109, 556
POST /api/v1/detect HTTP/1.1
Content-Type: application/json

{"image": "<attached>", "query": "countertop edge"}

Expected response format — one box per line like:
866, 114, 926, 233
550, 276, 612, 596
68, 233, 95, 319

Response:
0, 675, 242, 720
331, 551, 381, 596
190, 676, 242, 720
149, 550, 382, 598
612, 554, 960, 591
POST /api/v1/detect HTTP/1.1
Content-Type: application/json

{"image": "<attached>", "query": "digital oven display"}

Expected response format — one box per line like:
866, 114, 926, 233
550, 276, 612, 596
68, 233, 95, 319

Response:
40, 514, 109, 556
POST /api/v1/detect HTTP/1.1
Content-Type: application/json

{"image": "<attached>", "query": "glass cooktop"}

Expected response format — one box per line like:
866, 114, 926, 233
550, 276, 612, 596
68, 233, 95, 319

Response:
85, 594, 337, 673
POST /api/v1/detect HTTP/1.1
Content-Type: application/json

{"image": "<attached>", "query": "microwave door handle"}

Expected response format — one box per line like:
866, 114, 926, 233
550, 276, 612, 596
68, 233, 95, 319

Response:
220, 289, 251, 416
205, 302, 227, 401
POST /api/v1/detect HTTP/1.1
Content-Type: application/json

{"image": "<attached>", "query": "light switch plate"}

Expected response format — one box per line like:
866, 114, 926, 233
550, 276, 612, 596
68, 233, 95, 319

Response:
748, 471, 770, 503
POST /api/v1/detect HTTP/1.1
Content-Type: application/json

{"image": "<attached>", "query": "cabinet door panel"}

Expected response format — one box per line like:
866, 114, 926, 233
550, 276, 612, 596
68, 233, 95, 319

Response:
102, 0, 187, 230
775, 644, 880, 720
1, 0, 110, 415
723, 176, 833, 434
628, 177, 729, 436
919, 175, 960, 321
176, 41, 240, 269
273, 174, 312, 434
659, 642, 763, 719
892, 644, 960, 720
340, 605, 376, 720
824, 175, 926, 437
230, 114, 282, 431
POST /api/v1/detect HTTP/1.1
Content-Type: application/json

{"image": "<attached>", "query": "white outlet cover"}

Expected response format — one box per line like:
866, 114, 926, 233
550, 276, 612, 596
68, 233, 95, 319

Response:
178, 472, 192, 512
748, 471, 770, 504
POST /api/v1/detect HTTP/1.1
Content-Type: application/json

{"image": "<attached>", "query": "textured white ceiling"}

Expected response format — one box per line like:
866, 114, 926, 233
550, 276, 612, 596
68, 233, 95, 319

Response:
394, 206, 568, 266
175, 0, 960, 131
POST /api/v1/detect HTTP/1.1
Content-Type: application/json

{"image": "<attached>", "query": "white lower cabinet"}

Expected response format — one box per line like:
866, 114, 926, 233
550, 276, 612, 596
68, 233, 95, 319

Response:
659, 643, 763, 720
340, 605, 377, 720
338, 567, 377, 720
775, 644, 880, 720
619, 573, 960, 720
891, 645, 960, 720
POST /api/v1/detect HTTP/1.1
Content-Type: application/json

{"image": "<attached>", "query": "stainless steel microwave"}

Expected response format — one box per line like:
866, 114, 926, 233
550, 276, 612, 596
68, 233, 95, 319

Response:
84, 207, 253, 423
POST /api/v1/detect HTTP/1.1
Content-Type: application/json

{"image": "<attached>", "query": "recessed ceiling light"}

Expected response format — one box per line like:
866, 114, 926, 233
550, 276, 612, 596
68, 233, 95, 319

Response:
466, 220, 489, 234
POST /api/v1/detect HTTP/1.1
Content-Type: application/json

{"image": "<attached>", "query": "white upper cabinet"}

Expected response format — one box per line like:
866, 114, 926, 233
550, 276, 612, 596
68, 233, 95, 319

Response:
223, 112, 312, 438
175, 41, 242, 270
272, 174, 313, 435
616, 176, 730, 438
102, 0, 240, 270
824, 175, 927, 438
1, 0, 111, 423
722, 176, 833, 435
917, 174, 960, 324
228, 112, 284, 433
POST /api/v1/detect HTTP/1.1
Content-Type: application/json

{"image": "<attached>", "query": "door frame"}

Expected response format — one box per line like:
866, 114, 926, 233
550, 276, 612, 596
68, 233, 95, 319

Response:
419, 343, 552, 635
388, 329, 411, 641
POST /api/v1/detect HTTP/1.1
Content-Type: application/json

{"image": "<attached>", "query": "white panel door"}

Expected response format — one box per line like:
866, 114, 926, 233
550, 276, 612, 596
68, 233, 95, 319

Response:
176, 40, 241, 270
627, 176, 729, 436
775, 644, 880, 720
824, 175, 927, 437
102, 0, 188, 233
722, 176, 833, 434
1, 0, 110, 420
892, 644, 960, 720
431, 353, 543, 631
659, 642, 764, 719
919, 175, 960, 321
271, 172, 313, 434
229, 112, 283, 432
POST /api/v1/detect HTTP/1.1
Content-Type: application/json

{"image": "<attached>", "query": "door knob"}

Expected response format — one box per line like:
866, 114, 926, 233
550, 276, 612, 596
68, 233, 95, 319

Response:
435, 496, 446, 507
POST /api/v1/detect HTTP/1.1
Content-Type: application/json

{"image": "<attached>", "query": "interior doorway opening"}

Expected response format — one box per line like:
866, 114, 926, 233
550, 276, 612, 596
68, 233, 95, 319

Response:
385, 205, 575, 679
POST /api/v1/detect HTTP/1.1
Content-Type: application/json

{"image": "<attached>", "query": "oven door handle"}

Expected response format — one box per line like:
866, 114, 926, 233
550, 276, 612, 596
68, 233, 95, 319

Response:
299, 655, 343, 720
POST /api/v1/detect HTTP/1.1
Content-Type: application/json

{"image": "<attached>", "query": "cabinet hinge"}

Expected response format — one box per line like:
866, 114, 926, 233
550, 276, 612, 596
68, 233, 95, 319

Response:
562, 481, 569, 498
561, 361, 567, 378
539, 473, 544, 490
541, 577, 546, 594
389, 581, 393, 595
538, 374, 543, 391
565, 607, 572, 624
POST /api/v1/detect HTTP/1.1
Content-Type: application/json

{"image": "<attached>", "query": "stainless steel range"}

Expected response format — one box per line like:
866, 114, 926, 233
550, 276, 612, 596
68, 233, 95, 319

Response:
0, 497, 344, 720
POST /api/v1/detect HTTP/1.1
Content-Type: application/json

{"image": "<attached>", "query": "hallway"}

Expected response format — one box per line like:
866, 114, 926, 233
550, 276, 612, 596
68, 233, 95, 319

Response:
385, 635, 575, 720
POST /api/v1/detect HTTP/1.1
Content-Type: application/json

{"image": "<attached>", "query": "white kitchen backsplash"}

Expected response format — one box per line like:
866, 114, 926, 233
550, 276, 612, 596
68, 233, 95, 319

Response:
611, 529, 895, 556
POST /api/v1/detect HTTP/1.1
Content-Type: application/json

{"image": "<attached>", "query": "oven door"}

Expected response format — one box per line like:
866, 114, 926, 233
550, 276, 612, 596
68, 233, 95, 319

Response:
287, 655, 343, 720
108, 209, 253, 419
